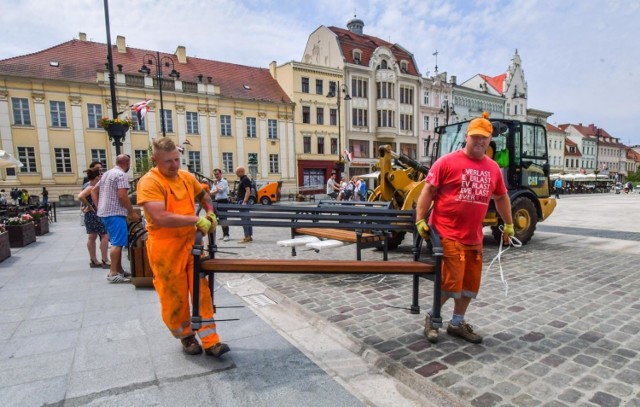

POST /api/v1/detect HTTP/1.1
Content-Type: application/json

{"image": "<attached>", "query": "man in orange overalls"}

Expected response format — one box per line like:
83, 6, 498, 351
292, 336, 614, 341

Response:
137, 137, 230, 358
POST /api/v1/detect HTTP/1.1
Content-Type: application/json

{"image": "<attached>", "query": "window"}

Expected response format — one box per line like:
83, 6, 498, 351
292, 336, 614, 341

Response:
17, 146, 37, 173
400, 114, 413, 131
329, 109, 337, 126
268, 119, 278, 139
400, 87, 413, 104
376, 82, 394, 99
434, 117, 439, 129
423, 139, 430, 157
352, 108, 368, 127
49, 101, 67, 127
222, 152, 234, 173
423, 115, 430, 130
423, 91, 430, 105
134, 149, 149, 173
302, 106, 310, 124
377, 110, 394, 128
131, 109, 146, 131
303, 136, 311, 153
246, 117, 257, 138
189, 151, 201, 173
87, 103, 102, 129
328, 81, 336, 95
54, 148, 72, 173
315, 79, 323, 95
220, 115, 232, 136
351, 78, 368, 98
400, 143, 417, 160
186, 111, 199, 134
12, 98, 31, 125
349, 140, 369, 158
330, 138, 338, 155
162, 109, 173, 133
301, 77, 309, 93
353, 51, 362, 65
91, 149, 107, 168
380, 60, 388, 69
269, 154, 279, 173
400, 61, 408, 73
317, 137, 324, 154
316, 107, 324, 125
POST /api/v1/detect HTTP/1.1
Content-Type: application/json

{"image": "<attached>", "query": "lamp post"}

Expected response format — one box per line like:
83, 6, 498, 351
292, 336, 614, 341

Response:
439, 101, 456, 125
327, 81, 351, 172
139, 52, 179, 137
594, 126, 601, 178
102, 0, 125, 155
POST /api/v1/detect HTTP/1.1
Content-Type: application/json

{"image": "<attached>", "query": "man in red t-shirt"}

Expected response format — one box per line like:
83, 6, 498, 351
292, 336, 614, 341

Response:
416, 112, 514, 344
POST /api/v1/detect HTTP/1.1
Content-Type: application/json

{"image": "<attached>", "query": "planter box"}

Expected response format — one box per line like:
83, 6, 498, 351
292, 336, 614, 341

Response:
34, 218, 49, 235
0, 232, 10, 262
7, 223, 36, 248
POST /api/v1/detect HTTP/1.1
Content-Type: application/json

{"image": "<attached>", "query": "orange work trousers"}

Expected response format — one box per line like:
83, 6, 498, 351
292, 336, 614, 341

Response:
147, 233, 219, 348
440, 238, 483, 299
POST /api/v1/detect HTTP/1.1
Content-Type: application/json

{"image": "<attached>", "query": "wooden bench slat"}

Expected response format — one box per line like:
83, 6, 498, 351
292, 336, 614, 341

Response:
201, 258, 434, 274
294, 227, 382, 243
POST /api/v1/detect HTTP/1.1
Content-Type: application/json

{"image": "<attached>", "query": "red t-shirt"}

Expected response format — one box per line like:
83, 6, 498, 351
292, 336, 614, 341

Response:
426, 150, 507, 245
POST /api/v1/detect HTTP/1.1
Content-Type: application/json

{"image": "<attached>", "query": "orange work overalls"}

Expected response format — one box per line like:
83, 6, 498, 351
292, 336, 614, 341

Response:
145, 169, 219, 348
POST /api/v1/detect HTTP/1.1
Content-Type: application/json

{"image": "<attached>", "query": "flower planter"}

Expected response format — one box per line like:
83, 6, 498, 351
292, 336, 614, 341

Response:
35, 218, 49, 235
107, 124, 130, 138
0, 232, 10, 262
7, 223, 36, 248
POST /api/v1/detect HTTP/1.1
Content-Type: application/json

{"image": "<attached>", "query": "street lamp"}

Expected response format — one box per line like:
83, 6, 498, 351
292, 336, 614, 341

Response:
439, 101, 456, 125
139, 52, 180, 136
594, 126, 601, 177
102, 0, 124, 155
327, 81, 351, 172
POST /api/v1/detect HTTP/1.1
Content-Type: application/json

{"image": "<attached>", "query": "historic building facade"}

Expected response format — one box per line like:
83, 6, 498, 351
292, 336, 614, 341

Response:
0, 33, 295, 200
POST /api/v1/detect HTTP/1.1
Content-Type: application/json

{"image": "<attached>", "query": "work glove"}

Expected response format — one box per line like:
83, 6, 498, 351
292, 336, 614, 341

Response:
206, 211, 218, 231
415, 219, 430, 240
502, 223, 515, 244
195, 216, 212, 235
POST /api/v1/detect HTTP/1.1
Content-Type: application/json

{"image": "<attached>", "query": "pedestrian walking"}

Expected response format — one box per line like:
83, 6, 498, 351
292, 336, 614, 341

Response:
235, 166, 253, 243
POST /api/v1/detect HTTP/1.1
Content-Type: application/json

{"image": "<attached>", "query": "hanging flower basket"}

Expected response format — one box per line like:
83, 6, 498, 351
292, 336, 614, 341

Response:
98, 117, 133, 143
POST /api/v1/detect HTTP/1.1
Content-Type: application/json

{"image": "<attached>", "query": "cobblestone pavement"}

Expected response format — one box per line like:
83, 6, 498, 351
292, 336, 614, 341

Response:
215, 194, 640, 407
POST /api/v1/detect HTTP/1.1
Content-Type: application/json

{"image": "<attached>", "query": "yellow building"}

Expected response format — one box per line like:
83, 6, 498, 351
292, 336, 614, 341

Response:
0, 33, 295, 201
270, 61, 345, 188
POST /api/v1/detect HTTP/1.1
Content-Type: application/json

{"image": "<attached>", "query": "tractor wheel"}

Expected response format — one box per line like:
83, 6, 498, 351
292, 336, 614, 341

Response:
260, 196, 272, 205
493, 196, 538, 245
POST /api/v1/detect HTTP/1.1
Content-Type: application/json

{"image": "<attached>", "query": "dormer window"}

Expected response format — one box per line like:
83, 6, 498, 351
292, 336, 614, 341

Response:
381, 60, 388, 69
400, 61, 408, 73
353, 50, 362, 65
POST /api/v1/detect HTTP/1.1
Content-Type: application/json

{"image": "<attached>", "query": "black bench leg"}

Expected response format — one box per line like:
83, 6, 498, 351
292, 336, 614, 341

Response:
431, 255, 443, 328
411, 275, 420, 314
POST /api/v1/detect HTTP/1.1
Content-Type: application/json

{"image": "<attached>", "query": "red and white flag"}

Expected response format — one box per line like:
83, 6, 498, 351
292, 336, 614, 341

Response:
343, 149, 353, 162
131, 99, 152, 125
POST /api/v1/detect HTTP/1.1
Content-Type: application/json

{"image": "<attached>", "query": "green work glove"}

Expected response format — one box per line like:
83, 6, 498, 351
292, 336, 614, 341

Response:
195, 216, 212, 234
206, 211, 218, 231
415, 218, 430, 240
502, 224, 515, 244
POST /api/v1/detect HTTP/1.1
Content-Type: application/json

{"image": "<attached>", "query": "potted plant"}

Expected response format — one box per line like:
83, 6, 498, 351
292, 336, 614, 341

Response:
0, 223, 10, 262
30, 209, 49, 235
98, 116, 134, 139
6, 214, 36, 247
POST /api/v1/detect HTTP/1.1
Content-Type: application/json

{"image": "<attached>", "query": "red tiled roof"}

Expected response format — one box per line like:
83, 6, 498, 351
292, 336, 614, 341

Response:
479, 73, 506, 94
546, 123, 565, 133
0, 39, 292, 105
558, 123, 623, 147
328, 26, 419, 76
564, 138, 582, 156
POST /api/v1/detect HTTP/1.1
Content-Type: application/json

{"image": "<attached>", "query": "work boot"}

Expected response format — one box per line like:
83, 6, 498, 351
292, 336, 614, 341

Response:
181, 335, 203, 355
447, 321, 483, 344
205, 342, 230, 358
424, 313, 439, 343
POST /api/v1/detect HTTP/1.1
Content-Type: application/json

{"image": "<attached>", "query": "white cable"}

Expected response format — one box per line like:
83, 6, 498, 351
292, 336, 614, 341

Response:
486, 225, 522, 297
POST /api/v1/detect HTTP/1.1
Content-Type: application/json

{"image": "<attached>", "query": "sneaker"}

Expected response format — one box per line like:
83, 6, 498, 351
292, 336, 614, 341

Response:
447, 321, 483, 344
424, 313, 439, 343
238, 237, 253, 243
106, 273, 130, 283
181, 335, 203, 355
123, 271, 132, 278
205, 342, 230, 358
223, 235, 230, 242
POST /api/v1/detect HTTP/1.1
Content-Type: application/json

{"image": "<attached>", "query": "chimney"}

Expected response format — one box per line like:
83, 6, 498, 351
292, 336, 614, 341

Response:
116, 35, 126, 53
175, 45, 187, 64
269, 61, 277, 79
450, 75, 456, 85
78, 32, 87, 41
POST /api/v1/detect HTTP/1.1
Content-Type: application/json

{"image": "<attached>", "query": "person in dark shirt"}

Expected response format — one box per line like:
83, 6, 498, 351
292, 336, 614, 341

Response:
235, 166, 253, 243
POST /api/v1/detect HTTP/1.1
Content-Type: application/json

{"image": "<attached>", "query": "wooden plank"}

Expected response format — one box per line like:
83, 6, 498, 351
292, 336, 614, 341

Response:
294, 227, 381, 243
201, 258, 434, 274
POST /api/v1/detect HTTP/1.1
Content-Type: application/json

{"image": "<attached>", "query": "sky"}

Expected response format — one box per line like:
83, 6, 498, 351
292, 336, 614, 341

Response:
1, 0, 639, 146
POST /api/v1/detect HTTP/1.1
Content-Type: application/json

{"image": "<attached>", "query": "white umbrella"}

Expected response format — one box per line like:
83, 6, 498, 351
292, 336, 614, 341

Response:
549, 173, 561, 180
0, 150, 23, 169
359, 171, 380, 179
561, 174, 575, 181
